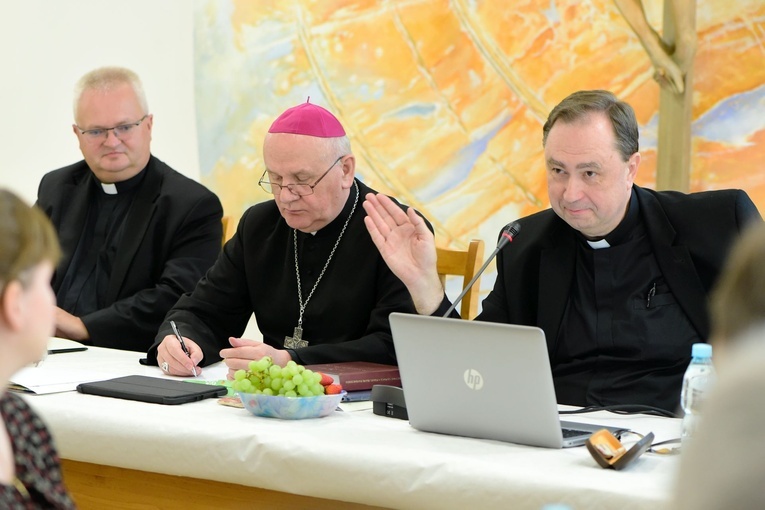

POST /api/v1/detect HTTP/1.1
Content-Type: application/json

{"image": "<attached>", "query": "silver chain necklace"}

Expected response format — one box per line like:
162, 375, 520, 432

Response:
284, 180, 359, 349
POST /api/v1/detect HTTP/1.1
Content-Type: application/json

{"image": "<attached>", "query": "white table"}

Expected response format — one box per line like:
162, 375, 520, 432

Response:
20, 345, 682, 510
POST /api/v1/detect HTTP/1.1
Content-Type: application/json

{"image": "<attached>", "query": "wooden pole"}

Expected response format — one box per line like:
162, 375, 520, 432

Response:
655, 1, 695, 192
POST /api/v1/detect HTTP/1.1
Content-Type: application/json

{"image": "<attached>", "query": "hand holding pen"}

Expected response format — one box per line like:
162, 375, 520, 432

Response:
170, 320, 197, 377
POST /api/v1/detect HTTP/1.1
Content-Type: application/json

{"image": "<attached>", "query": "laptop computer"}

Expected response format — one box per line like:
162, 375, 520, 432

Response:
388, 313, 627, 448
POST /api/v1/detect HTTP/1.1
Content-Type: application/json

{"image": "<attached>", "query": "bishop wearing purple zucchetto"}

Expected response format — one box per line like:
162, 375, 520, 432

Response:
148, 99, 432, 377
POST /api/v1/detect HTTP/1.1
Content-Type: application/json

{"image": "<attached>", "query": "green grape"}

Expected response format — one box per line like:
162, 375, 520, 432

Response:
284, 361, 298, 376
234, 357, 335, 398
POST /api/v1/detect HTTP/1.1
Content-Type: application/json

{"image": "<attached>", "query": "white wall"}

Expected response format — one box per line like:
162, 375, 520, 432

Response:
0, 0, 200, 204
0, 1, 265, 341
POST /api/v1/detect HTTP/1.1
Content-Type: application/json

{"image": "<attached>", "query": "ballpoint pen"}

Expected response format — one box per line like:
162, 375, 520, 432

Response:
170, 320, 197, 377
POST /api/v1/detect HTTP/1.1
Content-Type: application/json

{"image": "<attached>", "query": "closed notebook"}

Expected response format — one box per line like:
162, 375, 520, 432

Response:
304, 362, 401, 391
77, 375, 227, 405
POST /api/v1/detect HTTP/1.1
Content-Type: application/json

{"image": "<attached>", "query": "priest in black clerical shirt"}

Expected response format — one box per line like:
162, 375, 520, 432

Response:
364, 90, 761, 413
148, 100, 428, 379
55, 171, 143, 317
36, 67, 222, 351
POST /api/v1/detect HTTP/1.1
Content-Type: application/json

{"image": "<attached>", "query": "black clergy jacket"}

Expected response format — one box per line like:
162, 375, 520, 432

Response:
148, 179, 425, 367
36, 155, 223, 351
473, 185, 761, 410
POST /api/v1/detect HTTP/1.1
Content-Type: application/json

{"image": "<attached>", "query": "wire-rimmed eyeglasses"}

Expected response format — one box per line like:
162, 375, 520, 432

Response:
258, 155, 345, 196
76, 114, 149, 141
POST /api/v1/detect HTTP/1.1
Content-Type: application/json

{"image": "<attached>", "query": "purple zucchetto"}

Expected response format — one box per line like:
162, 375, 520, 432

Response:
268, 99, 346, 138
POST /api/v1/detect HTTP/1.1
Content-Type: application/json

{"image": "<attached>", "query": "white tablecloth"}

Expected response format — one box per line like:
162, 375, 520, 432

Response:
20, 345, 682, 510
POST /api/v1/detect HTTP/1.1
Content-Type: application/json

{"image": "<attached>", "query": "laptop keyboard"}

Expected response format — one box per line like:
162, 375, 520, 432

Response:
561, 427, 590, 438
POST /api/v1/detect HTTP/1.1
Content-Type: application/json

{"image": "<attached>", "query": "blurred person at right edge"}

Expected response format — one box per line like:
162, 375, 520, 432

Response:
673, 222, 765, 510
0, 189, 76, 508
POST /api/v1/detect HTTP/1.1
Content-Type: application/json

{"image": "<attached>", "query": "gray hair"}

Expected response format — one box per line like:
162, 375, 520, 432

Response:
542, 90, 639, 162
262, 133, 352, 162
326, 135, 352, 160
73, 66, 148, 121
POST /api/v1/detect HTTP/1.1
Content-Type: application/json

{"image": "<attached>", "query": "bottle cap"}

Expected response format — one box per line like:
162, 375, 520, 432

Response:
691, 343, 712, 359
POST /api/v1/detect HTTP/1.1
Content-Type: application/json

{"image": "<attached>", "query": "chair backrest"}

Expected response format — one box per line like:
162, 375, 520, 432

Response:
221, 216, 234, 247
436, 239, 485, 320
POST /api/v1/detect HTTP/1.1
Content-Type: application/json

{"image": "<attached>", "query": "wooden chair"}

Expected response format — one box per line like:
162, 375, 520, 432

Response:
221, 215, 234, 247
436, 239, 485, 320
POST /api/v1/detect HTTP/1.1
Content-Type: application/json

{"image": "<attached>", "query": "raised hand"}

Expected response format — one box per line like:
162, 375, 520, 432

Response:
363, 193, 444, 315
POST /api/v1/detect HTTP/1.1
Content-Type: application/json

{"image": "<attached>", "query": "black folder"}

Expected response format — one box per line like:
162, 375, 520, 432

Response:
77, 375, 227, 405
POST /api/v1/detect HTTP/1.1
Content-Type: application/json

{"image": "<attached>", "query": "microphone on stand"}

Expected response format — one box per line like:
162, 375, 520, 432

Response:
442, 221, 521, 318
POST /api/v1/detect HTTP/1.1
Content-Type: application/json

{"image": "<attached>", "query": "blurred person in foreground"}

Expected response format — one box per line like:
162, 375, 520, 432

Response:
707, 221, 765, 356
0, 189, 75, 508
364, 89, 761, 413
674, 222, 765, 510
36, 66, 222, 351
148, 101, 429, 377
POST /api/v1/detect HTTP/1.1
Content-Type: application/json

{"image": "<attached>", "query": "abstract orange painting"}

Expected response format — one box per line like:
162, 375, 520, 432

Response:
194, 0, 765, 252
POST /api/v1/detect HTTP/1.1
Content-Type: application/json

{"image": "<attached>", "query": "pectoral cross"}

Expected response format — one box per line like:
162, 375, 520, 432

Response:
284, 326, 309, 349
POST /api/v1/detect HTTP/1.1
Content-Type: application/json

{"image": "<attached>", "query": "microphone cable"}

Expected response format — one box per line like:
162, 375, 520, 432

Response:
559, 404, 679, 419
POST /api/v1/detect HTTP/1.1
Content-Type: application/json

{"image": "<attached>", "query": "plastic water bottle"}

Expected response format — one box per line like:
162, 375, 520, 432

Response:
680, 343, 715, 443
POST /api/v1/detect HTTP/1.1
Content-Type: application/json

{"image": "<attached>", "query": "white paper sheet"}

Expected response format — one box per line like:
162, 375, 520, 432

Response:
9, 365, 114, 394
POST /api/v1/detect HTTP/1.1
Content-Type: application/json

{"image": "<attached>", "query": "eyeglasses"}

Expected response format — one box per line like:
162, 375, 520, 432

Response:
259, 155, 345, 196
76, 114, 149, 141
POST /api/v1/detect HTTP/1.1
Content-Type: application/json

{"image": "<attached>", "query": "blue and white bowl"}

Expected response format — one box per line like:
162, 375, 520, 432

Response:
237, 391, 345, 419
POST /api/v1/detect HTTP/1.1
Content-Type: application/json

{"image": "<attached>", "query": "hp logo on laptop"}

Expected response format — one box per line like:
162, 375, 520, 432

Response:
463, 369, 484, 390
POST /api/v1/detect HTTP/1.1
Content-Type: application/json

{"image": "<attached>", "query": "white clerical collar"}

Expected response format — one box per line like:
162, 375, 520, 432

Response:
100, 182, 118, 195
587, 239, 611, 250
